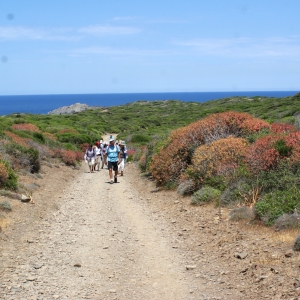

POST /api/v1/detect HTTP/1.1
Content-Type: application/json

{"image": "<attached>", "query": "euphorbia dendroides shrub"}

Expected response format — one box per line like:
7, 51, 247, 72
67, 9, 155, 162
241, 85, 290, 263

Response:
192, 136, 248, 178
11, 123, 40, 132
150, 111, 268, 186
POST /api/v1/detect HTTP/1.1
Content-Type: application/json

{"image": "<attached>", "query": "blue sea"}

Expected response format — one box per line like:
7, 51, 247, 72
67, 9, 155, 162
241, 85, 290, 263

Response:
0, 91, 298, 115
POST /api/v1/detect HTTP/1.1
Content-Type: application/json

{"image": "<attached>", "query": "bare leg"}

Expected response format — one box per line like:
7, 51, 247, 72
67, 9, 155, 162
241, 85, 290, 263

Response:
109, 168, 113, 182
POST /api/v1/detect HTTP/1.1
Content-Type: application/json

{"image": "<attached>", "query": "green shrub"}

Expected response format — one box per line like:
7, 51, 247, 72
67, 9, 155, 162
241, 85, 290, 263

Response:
131, 134, 151, 144
274, 139, 292, 157
0, 160, 18, 190
191, 186, 221, 205
257, 160, 300, 193
164, 181, 177, 190
246, 128, 270, 143
204, 176, 226, 191
255, 187, 300, 225
63, 143, 78, 151
56, 133, 91, 145
26, 148, 40, 173
33, 132, 45, 143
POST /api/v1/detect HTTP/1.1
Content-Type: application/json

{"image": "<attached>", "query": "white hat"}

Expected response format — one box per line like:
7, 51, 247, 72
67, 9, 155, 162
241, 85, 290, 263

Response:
100, 140, 103, 143
109, 135, 114, 142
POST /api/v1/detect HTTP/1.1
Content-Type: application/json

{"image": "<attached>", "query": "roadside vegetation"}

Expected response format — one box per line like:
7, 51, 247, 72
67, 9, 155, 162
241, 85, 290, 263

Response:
0, 92, 300, 231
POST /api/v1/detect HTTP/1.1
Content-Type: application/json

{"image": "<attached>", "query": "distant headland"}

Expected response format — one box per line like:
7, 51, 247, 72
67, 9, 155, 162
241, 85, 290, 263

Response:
48, 103, 96, 115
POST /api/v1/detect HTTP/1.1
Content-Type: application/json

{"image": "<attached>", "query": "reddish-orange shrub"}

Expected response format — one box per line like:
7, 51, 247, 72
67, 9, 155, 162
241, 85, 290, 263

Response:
61, 150, 76, 166
150, 111, 268, 185
11, 123, 40, 132
286, 131, 300, 164
52, 148, 62, 158
79, 143, 89, 152
127, 149, 137, 157
240, 118, 269, 133
270, 123, 297, 134
192, 137, 248, 178
4, 131, 30, 148
244, 135, 282, 173
43, 132, 57, 140
74, 151, 83, 161
0, 162, 8, 185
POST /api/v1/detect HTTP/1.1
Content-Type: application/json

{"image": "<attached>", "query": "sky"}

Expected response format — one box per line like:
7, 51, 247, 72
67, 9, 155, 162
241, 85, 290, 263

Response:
0, 0, 300, 95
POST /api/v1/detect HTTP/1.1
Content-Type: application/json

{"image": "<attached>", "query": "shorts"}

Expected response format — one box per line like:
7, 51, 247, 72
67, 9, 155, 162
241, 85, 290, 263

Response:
95, 155, 101, 164
108, 161, 118, 171
87, 158, 95, 166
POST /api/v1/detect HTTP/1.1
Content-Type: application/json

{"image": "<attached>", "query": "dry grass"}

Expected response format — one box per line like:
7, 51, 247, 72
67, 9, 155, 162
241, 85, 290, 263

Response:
238, 221, 300, 245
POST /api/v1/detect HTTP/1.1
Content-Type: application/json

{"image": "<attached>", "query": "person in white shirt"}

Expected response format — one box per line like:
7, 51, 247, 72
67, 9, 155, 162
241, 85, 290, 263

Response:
94, 142, 102, 171
84, 144, 96, 173
101, 142, 108, 169
118, 141, 127, 176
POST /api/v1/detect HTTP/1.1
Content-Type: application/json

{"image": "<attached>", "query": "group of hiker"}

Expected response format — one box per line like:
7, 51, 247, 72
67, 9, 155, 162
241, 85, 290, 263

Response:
83, 135, 127, 184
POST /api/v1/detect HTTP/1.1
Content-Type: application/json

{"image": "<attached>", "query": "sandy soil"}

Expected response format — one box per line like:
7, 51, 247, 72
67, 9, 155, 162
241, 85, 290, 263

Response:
0, 158, 300, 299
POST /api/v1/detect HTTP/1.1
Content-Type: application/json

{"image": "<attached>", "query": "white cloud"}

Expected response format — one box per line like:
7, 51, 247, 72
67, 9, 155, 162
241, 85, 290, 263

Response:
69, 46, 169, 57
110, 16, 143, 21
0, 26, 79, 41
146, 18, 189, 24
0, 24, 141, 41
78, 25, 141, 36
173, 36, 300, 57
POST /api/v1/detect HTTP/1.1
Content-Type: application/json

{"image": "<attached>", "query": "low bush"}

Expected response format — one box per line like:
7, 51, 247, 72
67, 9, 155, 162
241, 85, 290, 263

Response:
244, 135, 281, 173
0, 162, 9, 185
192, 136, 247, 178
229, 206, 255, 221
11, 123, 40, 132
138, 147, 148, 171
61, 150, 77, 166
150, 112, 267, 187
220, 180, 251, 206
270, 123, 297, 134
26, 148, 40, 173
56, 133, 91, 145
0, 190, 19, 201
191, 186, 221, 205
294, 235, 300, 251
274, 139, 292, 157
0, 160, 18, 190
274, 212, 300, 231
131, 134, 151, 144
4, 143, 40, 173
177, 179, 195, 196
4, 131, 30, 148
33, 132, 45, 143
57, 129, 79, 134
0, 200, 12, 211
126, 149, 137, 162
18, 182, 39, 194
255, 187, 300, 225
256, 160, 300, 193
74, 151, 83, 161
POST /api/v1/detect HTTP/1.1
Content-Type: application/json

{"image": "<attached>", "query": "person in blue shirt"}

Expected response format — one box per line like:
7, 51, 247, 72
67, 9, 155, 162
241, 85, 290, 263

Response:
106, 135, 121, 184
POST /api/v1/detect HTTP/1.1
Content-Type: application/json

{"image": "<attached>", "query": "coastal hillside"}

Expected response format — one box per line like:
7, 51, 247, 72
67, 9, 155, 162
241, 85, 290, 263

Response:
0, 93, 300, 229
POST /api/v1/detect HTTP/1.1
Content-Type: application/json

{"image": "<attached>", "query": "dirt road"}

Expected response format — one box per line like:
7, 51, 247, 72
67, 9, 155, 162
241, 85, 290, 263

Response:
0, 164, 209, 299
1, 159, 300, 299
